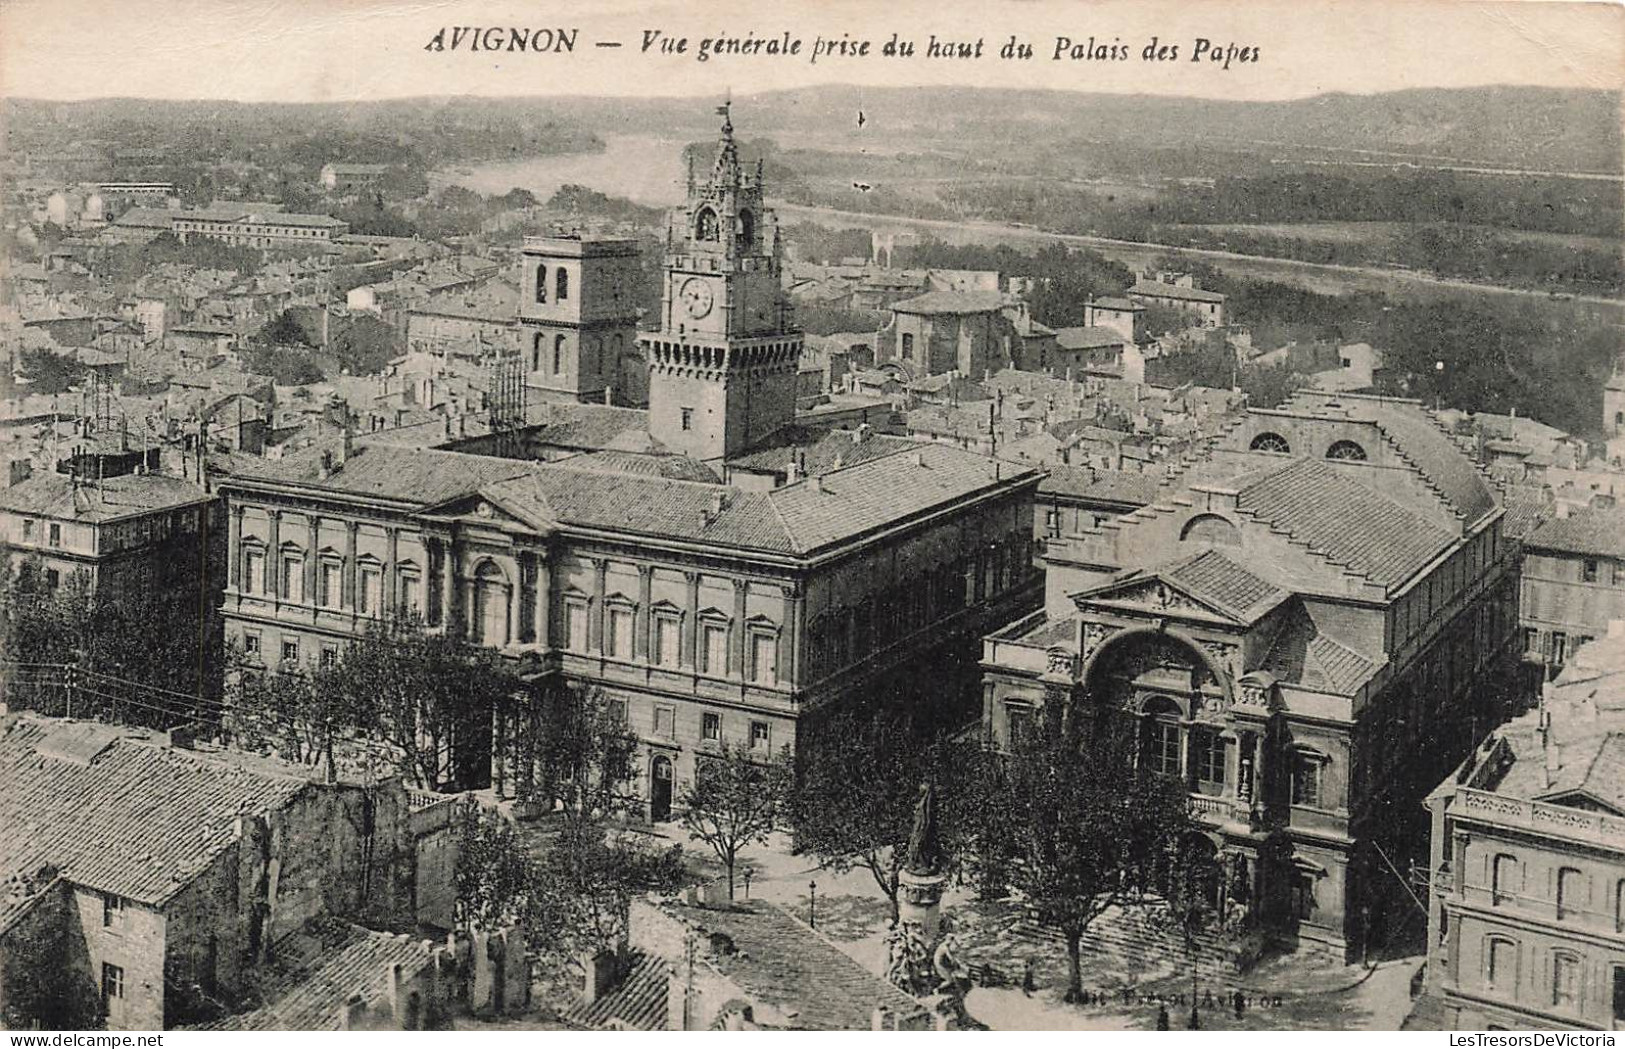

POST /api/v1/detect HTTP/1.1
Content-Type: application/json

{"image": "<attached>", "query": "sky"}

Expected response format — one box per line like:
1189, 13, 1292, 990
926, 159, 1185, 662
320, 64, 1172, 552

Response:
0, 0, 1620, 104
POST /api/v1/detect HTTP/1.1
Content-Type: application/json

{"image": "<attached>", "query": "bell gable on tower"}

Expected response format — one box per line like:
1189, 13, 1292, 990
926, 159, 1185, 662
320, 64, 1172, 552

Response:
640, 103, 802, 462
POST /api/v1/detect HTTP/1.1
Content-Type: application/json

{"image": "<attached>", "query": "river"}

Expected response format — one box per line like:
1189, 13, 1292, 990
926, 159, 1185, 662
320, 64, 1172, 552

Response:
429, 133, 691, 207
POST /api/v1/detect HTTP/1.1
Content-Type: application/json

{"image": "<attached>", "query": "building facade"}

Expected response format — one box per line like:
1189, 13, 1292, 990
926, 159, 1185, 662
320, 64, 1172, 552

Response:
172, 209, 347, 249
982, 390, 1527, 960
1519, 505, 1625, 673
879, 290, 1014, 380
1128, 273, 1226, 328
1422, 633, 1625, 1031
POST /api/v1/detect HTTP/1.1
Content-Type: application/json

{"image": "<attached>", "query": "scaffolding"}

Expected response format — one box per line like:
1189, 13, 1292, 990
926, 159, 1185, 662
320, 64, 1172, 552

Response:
486, 344, 527, 460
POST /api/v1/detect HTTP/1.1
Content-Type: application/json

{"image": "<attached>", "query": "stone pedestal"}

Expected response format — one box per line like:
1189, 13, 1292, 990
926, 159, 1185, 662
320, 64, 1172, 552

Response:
898, 867, 948, 946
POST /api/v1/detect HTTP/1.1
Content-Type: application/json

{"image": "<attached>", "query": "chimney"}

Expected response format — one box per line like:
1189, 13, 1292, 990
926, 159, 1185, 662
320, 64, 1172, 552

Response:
914, 450, 926, 468
706, 490, 727, 521
785, 459, 800, 484
853, 423, 872, 444
810, 474, 824, 494
604, 387, 614, 406
387, 962, 405, 1025
579, 949, 618, 1005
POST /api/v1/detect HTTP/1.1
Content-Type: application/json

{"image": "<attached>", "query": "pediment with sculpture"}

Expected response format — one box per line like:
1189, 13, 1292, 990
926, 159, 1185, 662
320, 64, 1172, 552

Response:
1072, 575, 1248, 627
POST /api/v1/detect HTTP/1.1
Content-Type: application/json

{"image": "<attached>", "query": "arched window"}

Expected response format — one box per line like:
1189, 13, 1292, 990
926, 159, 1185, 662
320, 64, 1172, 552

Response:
553, 334, 566, 375
531, 331, 544, 372
1486, 936, 1518, 991
695, 207, 720, 242
1326, 440, 1368, 462
1250, 432, 1291, 454
901, 332, 915, 361
737, 209, 755, 248
1491, 853, 1521, 906
472, 560, 509, 646
534, 265, 547, 304
1180, 513, 1241, 547
1557, 867, 1586, 920
555, 267, 569, 302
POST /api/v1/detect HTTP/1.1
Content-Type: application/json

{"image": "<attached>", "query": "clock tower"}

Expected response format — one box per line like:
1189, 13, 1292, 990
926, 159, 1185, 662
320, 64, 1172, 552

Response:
640, 102, 802, 462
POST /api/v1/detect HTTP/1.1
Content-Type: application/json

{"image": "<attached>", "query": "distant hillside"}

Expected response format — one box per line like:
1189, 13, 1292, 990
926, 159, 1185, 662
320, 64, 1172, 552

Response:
6, 85, 1619, 175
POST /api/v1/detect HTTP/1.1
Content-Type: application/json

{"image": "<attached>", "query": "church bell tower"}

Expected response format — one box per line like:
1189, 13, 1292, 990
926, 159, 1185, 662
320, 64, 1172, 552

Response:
640, 102, 802, 462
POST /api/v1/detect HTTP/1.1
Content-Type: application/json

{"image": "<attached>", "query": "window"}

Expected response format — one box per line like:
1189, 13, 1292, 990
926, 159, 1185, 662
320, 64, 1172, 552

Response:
101, 963, 124, 1003
319, 559, 341, 608
565, 599, 589, 653
1044, 507, 1061, 538
702, 620, 729, 675
901, 332, 915, 361
654, 613, 681, 667
608, 698, 628, 725
1553, 952, 1581, 1010
1006, 702, 1035, 745
1524, 627, 1540, 655
244, 547, 265, 594
534, 265, 547, 303
21, 519, 32, 540
1557, 867, 1585, 920
45, 568, 59, 589
320, 644, 339, 669
281, 551, 304, 602
680, 407, 694, 432
358, 566, 382, 616
553, 334, 566, 374
750, 632, 778, 684
1325, 440, 1368, 462
702, 712, 721, 742
1147, 711, 1181, 779
1584, 559, 1600, 583
531, 332, 543, 371
1616, 879, 1624, 933
398, 569, 421, 615
243, 631, 262, 659
1552, 632, 1569, 664
750, 720, 770, 751
281, 638, 300, 664
555, 268, 569, 301
102, 893, 125, 929
607, 605, 634, 660
1193, 729, 1225, 789
1180, 514, 1241, 547
1492, 853, 1522, 906
48, 522, 60, 547
1293, 871, 1317, 921
1250, 432, 1291, 454
1291, 752, 1323, 807
654, 705, 675, 740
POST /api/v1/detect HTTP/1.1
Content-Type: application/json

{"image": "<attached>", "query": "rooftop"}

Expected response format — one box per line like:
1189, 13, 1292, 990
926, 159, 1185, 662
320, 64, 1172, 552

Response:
0, 471, 211, 523
1039, 465, 1163, 508
1128, 280, 1225, 305
887, 289, 1008, 315
1054, 326, 1128, 351
0, 715, 312, 906
1522, 504, 1625, 559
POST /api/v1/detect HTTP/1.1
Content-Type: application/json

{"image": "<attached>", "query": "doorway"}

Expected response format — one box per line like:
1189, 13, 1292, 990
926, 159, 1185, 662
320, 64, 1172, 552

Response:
650, 754, 673, 821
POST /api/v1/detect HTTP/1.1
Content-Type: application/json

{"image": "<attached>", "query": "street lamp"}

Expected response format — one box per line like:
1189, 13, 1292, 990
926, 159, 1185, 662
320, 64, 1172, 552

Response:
808, 879, 818, 929
742, 866, 754, 900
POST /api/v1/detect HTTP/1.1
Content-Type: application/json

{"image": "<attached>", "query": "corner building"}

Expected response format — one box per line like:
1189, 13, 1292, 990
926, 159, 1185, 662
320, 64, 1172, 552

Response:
982, 391, 1527, 959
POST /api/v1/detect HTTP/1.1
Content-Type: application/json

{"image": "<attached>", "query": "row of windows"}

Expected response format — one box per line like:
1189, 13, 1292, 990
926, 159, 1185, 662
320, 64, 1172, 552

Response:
1481, 935, 1616, 1017
1487, 855, 1624, 928
18, 519, 63, 546
562, 600, 781, 685
533, 265, 569, 304
529, 331, 627, 376
694, 710, 770, 750
1523, 627, 1591, 666
241, 631, 341, 670
241, 545, 420, 615
1248, 432, 1368, 461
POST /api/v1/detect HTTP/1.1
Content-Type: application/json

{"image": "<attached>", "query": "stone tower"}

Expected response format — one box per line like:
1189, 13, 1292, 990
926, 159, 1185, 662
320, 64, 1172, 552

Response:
640, 102, 802, 462
519, 234, 642, 405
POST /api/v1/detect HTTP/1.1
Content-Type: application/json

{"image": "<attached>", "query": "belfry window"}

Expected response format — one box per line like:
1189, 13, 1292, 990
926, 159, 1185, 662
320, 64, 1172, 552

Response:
555, 268, 569, 301
695, 207, 720, 242
534, 266, 547, 304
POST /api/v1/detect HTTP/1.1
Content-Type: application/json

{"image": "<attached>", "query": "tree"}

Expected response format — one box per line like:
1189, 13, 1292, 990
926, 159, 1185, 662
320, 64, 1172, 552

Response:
256, 310, 312, 348
17, 347, 83, 394
330, 314, 401, 375
680, 742, 789, 899
785, 706, 956, 923
494, 681, 635, 822
969, 696, 1193, 1002
1145, 836, 1245, 1029
312, 614, 510, 790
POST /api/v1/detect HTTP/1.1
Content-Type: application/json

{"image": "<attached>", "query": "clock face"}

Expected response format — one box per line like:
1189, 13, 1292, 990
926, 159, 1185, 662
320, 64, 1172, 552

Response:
680, 277, 714, 319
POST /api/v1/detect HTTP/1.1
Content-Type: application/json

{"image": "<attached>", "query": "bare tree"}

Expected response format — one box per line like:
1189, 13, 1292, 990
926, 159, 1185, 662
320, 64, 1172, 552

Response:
680, 743, 789, 899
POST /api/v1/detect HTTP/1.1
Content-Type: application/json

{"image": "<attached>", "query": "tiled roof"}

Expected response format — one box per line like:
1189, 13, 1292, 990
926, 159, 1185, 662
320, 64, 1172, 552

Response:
1129, 280, 1225, 304
1053, 326, 1126, 351
1236, 457, 1455, 587
562, 450, 720, 484
1262, 617, 1380, 694
0, 716, 311, 905
220, 443, 531, 505
656, 900, 925, 1030
559, 951, 670, 1031
1163, 549, 1291, 623
887, 290, 1007, 315
1499, 484, 1555, 541
1039, 465, 1162, 508
1347, 398, 1498, 526
528, 405, 651, 452
1090, 297, 1142, 311
727, 427, 916, 476
200, 925, 435, 1031
1523, 505, 1625, 558
0, 472, 211, 523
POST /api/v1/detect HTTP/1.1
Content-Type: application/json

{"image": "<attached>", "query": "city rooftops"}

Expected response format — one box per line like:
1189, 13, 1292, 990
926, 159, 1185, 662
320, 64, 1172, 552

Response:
1523, 504, 1625, 559
1089, 297, 1144, 312
0, 471, 212, 524
1054, 325, 1128, 351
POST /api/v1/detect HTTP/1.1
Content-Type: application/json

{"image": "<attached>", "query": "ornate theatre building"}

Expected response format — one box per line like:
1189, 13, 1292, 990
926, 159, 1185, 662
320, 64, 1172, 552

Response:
982, 390, 1528, 959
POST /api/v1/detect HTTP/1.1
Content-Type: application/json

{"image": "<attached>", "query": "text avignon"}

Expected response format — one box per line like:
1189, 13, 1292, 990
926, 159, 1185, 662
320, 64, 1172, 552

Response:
423, 27, 579, 52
